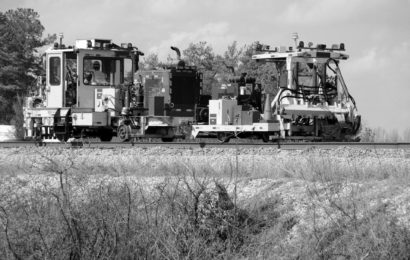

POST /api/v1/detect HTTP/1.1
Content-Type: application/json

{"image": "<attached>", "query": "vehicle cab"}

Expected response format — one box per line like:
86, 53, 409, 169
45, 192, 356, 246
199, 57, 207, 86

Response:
24, 38, 142, 141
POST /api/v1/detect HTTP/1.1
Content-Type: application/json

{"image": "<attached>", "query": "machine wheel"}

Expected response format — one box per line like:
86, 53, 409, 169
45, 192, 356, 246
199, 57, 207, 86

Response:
161, 127, 175, 142
56, 134, 69, 142
261, 133, 270, 143
35, 125, 42, 140
161, 137, 175, 142
217, 132, 231, 143
99, 129, 113, 142
117, 125, 130, 142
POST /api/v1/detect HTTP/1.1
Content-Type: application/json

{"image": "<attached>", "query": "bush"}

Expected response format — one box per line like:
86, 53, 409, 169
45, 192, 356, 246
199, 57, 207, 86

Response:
298, 173, 410, 259
0, 170, 282, 259
2, 148, 410, 259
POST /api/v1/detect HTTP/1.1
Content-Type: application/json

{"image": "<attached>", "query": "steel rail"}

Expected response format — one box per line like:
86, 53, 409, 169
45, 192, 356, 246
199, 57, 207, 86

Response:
1, 140, 410, 150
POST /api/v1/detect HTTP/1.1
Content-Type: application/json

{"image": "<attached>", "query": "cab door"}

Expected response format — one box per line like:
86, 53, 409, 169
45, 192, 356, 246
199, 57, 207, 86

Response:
46, 53, 64, 107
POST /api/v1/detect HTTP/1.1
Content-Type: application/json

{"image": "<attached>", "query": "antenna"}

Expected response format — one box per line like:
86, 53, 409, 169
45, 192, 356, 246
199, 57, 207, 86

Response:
291, 32, 299, 48
59, 32, 64, 46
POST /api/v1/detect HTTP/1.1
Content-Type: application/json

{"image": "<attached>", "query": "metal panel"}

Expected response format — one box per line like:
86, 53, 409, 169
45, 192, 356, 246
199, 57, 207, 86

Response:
72, 112, 108, 126
95, 88, 121, 116
140, 71, 171, 108
209, 99, 239, 125
148, 96, 164, 116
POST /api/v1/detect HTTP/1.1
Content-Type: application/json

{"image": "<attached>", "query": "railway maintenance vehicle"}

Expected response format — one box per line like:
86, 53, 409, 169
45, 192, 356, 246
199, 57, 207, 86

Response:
23, 35, 360, 143
191, 37, 361, 142
23, 36, 202, 142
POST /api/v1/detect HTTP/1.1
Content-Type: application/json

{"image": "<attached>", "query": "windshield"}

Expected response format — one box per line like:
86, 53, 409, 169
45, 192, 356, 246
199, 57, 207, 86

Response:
290, 60, 344, 104
289, 59, 351, 104
83, 57, 132, 86
294, 61, 324, 90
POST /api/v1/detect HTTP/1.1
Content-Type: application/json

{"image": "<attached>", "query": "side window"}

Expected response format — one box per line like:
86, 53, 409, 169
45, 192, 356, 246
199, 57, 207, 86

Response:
65, 52, 77, 82
49, 57, 61, 85
275, 62, 287, 89
124, 58, 133, 84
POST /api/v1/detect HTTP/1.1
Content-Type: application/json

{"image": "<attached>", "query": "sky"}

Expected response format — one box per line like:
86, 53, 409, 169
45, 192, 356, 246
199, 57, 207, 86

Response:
2, 0, 410, 133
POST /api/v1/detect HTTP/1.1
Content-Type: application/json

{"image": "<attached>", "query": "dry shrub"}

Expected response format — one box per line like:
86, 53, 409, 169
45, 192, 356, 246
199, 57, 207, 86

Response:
0, 161, 284, 259
295, 167, 410, 260
1, 147, 410, 259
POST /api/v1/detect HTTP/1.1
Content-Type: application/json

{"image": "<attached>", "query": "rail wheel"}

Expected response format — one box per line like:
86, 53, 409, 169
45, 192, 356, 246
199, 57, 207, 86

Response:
56, 133, 69, 142
161, 137, 175, 142
99, 128, 113, 142
217, 132, 231, 143
261, 133, 270, 143
117, 125, 130, 142
161, 127, 175, 142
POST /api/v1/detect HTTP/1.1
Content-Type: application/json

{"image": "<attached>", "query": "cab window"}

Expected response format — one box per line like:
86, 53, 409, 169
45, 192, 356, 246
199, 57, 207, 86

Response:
83, 57, 128, 86
49, 57, 61, 85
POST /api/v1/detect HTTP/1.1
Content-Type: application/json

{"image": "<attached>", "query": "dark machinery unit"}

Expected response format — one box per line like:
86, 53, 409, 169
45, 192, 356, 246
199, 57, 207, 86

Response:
168, 66, 202, 117
135, 65, 202, 117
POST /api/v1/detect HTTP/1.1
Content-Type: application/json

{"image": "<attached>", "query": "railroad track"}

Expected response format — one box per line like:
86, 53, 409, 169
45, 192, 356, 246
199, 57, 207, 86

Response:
1, 140, 410, 150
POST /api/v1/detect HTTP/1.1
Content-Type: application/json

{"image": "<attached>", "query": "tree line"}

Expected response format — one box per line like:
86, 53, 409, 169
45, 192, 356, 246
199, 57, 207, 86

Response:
141, 41, 279, 95
360, 127, 410, 142
0, 8, 55, 124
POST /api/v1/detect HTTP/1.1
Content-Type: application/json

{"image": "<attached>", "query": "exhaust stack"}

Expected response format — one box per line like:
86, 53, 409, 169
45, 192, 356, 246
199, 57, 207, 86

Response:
170, 46, 185, 67
170, 46, 181, 60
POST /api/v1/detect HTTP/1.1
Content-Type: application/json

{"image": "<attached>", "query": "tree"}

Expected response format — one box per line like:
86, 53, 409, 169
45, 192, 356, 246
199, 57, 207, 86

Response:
373, 127, 388, 142
0, 8, 55, 124
388, 129, 401, 142
221, 41, 243, 74
183, 41, 215, 71
183, 42, 218, 94
238, 42, 279, 95
213, 41, 244, 83
141, 53, 160, 70
403, 128, 410, 142
180, 41, 282, 96
359, 127, 375, 142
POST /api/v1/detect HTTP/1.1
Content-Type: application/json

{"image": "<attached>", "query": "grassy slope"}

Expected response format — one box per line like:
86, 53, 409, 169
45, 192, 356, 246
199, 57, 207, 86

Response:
1, 146, 410, 259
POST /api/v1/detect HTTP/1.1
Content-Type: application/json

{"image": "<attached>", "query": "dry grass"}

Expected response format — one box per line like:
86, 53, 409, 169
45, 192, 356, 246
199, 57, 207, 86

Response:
0, 146, 410, 259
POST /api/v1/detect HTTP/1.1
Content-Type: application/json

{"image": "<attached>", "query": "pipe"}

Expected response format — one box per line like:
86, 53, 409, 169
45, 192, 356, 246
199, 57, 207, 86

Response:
170, 46, 181, 60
